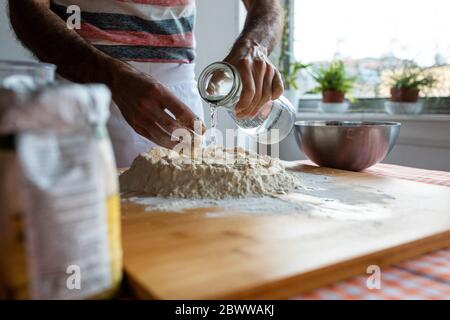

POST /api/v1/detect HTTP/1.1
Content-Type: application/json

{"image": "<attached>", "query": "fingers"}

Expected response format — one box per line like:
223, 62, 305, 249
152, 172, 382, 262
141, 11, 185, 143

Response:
146, 109, 188, 138
140, 99, 203, 150
234, 58, 284, 119
116, 71, 205, 149
134, 85, 203, 149
234, 59, 255, 118
246, 58, 266, 117
158, 87, 206, 134
139, 110, 198, 150
250, 63, 275, 117
136, 121, 180, 150
272, 68, 284, 100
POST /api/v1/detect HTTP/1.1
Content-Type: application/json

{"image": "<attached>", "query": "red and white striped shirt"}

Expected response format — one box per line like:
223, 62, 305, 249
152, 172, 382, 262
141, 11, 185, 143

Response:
51, 0, 196, 63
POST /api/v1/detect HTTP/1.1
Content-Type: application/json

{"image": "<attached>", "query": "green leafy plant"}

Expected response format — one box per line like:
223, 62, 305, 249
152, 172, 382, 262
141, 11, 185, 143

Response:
280, 61, 310, 90
310, 60, 356, 94
275, 5, 309, 90
390, 64, 437, 90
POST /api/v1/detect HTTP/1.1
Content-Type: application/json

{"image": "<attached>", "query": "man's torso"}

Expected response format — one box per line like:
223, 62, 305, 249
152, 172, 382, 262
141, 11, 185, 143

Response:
50, 0, 196, 63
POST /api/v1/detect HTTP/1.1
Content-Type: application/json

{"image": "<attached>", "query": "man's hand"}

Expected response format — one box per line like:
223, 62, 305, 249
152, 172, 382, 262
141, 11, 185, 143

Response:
112, 65, 205, 149
225, 40, 283, 118
224, 0, 284, 119
8, 0, 205, 150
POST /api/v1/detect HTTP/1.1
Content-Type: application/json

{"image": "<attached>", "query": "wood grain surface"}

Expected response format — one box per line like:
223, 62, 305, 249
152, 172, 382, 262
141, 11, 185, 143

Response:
121, 164, 450, 299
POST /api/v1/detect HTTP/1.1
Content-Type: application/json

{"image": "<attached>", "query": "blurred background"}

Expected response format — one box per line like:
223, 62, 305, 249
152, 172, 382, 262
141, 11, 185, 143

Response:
1, 0, 449, 170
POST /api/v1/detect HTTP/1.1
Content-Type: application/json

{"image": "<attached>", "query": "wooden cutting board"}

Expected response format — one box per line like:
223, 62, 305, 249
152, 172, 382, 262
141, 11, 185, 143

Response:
121, 163, 450, 299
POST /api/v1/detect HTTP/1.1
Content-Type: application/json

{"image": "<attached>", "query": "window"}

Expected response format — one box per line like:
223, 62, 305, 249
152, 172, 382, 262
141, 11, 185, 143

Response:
291, 0, 450, 98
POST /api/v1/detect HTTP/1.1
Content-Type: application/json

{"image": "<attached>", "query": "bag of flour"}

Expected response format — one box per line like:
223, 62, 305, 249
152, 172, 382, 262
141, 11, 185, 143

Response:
0, 80, 122, 299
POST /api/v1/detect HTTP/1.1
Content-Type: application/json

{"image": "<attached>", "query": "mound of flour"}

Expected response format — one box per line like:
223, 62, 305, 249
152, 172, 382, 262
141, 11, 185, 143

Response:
119, 146, 300, 199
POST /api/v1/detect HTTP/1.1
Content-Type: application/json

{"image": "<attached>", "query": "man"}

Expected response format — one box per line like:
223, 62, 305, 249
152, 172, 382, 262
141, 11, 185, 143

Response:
8, 0, 284, 166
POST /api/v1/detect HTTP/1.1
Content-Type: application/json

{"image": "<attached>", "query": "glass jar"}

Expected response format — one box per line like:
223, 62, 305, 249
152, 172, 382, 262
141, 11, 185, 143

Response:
197, 61, 296, 144
0, 60, 56, 85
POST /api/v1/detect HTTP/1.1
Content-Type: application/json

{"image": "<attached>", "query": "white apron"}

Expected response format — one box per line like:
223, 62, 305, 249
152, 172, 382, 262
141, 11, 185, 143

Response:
107, 62, 204, 167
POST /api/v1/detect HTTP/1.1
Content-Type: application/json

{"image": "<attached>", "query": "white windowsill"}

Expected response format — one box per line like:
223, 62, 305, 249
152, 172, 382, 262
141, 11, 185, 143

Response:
296, 112, 450, 122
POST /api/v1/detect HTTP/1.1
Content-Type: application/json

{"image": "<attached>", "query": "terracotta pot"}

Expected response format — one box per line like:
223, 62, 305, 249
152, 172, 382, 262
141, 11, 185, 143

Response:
322, 90, 345, 103
390, 87, 419, 103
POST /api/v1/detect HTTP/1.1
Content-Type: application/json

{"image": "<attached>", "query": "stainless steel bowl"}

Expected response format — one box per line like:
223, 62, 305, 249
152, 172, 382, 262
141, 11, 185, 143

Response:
294, 121, 401, 171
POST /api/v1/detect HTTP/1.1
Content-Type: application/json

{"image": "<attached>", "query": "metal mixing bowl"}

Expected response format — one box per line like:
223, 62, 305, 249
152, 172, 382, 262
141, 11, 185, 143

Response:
294, 121, 401, 171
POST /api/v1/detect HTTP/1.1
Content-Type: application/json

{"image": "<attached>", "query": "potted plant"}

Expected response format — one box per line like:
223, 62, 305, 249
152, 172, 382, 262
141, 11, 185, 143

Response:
310, 60, 356, 113
279, 61, 310, 105
385, 63, 437, 114
275, 5, 309, 106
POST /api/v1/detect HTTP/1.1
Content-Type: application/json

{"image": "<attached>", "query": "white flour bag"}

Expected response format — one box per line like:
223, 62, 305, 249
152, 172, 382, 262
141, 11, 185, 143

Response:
0, 80, 122, 299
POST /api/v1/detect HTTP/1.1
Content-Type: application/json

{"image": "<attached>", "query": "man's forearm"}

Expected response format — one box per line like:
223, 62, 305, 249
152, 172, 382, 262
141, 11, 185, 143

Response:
8, 0, 131, 90
224, 0, 284, 116
232, 0, 284, 54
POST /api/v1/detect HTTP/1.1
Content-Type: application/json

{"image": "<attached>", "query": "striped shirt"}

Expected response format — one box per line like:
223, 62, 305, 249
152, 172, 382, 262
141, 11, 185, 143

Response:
50, 0, 196, 63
